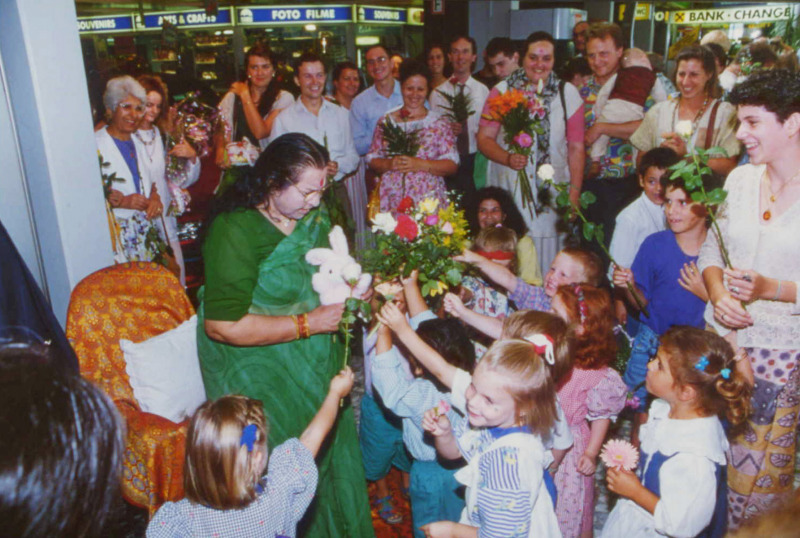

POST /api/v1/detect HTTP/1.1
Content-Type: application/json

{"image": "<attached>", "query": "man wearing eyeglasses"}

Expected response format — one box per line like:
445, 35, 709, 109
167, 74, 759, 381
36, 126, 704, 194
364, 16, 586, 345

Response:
350, 44, 403, 157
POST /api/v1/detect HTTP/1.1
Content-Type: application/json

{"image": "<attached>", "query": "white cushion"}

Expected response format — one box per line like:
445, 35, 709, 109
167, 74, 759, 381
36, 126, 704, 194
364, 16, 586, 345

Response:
121, 315, 206, 423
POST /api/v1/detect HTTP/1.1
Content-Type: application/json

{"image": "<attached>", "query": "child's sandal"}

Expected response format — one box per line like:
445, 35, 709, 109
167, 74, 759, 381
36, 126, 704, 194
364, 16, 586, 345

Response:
373, 495, 402, 524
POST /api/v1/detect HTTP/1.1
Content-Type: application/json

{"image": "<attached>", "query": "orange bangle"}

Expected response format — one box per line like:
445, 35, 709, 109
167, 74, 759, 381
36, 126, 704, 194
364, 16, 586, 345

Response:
299, 313, 311, 339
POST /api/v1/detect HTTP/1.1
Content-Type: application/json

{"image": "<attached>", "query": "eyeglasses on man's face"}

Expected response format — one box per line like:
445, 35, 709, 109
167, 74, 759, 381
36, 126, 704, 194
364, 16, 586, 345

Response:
366, 56, 389, 67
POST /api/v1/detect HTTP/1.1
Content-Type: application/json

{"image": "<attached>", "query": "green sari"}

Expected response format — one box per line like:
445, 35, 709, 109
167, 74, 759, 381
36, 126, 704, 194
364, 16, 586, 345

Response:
198, 206, 374, 537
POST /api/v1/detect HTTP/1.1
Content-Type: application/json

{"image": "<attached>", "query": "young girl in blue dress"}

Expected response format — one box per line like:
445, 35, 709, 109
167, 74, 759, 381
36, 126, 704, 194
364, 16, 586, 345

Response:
147, 368, 354, 538
418, 338, 564, 537
600, 327, 751, 538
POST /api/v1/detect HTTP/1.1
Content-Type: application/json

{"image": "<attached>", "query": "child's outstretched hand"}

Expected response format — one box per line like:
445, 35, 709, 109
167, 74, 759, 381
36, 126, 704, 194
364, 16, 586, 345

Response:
422, 407, 452, 437
329, 367, 354, 399
443, 292, 467, 318
420, 521, 458, 537
577, 452, 598, 476
453, 249, 483, 264
400, 269, 419, 288
377, 301, 411, 333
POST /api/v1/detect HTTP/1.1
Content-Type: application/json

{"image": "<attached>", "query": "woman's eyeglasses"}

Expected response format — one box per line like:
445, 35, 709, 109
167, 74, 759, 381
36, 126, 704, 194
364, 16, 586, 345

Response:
290, 180, 331, 202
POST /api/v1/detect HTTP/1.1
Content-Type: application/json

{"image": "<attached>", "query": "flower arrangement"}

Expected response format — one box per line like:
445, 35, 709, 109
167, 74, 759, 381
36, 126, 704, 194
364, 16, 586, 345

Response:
600, 439, 639, 471
668, 121, 732, 268
363, 195, 469, 298
435, 77, 475, 123
164, 93, 220, 215
382, 109, 421, 158
482, 84, 547, 216
539, 165, 650, 316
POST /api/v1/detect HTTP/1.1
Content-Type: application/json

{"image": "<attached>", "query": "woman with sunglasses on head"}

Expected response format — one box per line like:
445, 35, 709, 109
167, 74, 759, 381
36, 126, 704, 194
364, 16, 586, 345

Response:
198, 133, 374, 538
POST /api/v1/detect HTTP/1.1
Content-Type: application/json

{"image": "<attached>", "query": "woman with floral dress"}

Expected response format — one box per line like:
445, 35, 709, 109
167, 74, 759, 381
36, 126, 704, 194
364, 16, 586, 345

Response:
367, 59, 458, 212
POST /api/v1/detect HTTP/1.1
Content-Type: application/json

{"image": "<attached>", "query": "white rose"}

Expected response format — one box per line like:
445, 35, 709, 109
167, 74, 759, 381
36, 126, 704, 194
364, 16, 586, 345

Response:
537, 164, 555, 182
371, 212, 397, 234
341, 262, 362, 285
537, 79, 544, 94
675, 120, 693, 138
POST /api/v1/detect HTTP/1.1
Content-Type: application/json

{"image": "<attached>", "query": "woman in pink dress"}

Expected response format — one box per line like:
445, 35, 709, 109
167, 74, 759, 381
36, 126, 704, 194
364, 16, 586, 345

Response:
367, 59, 458, 212
550, 284, 627, 538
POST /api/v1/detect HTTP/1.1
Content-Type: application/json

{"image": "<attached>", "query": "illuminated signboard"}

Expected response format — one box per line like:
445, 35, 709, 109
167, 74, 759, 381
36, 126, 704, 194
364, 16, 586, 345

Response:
358, 6, 408, 24
77, 15, 134, 34
135, 8, 232, 29
670, 4, 793, 25
238, 5, 353, 25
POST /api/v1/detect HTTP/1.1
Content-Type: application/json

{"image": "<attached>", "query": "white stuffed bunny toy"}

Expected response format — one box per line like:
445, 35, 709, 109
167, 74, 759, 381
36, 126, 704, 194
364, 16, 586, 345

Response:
305, 225, 372, 305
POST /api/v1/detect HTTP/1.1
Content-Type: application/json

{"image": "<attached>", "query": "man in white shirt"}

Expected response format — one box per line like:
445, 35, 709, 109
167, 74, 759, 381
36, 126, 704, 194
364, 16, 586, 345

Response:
429, 35, 489, 211
271, 52, 358, 182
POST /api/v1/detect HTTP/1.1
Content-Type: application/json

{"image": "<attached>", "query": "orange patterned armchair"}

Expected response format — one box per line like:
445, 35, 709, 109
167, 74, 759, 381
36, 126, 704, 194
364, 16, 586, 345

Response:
66, 262, 195, 515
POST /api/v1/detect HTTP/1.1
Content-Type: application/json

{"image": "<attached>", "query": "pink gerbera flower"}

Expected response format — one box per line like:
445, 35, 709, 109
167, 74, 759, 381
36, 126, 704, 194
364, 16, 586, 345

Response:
600, 439, 639, 471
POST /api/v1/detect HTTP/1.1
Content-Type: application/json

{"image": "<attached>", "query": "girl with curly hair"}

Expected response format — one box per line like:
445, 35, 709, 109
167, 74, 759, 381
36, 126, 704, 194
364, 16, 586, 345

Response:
549, 284, 628, 538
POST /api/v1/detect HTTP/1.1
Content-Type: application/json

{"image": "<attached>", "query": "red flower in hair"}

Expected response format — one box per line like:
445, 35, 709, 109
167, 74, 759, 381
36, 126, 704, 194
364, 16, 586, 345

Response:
394, 214, 419, 241
396, 196, 414, 214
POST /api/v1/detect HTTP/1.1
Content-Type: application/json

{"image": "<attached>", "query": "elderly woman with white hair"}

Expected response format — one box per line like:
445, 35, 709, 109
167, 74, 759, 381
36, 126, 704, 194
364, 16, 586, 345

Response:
96, 75, 170, 266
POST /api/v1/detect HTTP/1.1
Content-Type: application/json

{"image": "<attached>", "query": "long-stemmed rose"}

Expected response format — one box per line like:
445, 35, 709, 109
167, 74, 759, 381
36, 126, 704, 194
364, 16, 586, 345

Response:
539, 165, 650, 317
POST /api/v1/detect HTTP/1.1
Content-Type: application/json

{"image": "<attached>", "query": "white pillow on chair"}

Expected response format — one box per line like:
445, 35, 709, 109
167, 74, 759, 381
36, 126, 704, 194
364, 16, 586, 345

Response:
121, 315, 206, 423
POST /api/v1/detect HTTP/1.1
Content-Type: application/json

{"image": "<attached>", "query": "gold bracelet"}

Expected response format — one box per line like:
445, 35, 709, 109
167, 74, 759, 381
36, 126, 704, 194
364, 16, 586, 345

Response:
291, 315, 301, 340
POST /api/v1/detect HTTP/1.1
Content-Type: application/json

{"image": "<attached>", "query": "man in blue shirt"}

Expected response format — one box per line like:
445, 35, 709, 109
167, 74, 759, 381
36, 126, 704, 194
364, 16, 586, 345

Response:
350, 44, 403, 156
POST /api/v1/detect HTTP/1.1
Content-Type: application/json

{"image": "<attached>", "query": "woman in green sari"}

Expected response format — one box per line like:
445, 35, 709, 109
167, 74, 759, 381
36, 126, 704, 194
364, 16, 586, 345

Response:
198, 133, 374, 537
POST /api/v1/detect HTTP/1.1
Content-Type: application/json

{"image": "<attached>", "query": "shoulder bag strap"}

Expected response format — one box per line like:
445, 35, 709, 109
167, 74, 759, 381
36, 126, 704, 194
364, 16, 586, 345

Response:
704, 99, 721, 149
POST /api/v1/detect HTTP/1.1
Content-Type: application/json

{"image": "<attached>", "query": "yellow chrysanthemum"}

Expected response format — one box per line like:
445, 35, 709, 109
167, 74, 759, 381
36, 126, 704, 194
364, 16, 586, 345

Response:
419, 197, 440, 215
429, 281, 448, 296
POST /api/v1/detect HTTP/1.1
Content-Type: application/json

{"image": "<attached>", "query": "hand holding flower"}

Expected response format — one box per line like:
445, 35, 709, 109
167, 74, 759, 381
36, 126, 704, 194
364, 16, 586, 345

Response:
377, 301, 411, 334
723, 267, 762, 303
422, 408, 452, 437
606, 467, 645, 499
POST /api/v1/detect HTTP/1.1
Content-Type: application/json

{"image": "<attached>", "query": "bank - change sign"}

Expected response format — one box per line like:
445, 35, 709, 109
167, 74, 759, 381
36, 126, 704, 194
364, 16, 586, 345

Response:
238, 5, 353, 25
358, 6, 408, 24
135, 8, 232, 29
670, 4, 793, 25
77, 15, 134, 34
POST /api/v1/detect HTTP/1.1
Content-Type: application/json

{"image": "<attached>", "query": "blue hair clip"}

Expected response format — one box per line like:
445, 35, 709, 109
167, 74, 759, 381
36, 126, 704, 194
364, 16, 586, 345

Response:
720, 368, 731, 380
240, 424, 258, 452
695, 356, 710, 372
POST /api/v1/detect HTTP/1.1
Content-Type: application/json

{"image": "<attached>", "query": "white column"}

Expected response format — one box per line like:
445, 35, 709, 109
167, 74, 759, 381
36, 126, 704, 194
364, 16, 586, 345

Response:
0, 0, 113, 325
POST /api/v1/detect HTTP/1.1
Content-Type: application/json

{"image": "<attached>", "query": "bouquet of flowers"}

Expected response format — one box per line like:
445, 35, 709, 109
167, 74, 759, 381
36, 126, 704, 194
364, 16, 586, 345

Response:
382, 108, 421, 158
363, 195, 469, 298
482, 84, 546, 216
600, 439, 639, 471
165, 93, 220, 215
538, 164, 650, 317
436, 77, 475, 123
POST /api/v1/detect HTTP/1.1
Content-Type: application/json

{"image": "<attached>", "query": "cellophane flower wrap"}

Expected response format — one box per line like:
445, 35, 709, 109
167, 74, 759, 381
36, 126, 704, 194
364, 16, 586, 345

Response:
600, 439, 639, 471
363, 195, 469, 298
165, 93, 220, 215
482, 86, 546, 216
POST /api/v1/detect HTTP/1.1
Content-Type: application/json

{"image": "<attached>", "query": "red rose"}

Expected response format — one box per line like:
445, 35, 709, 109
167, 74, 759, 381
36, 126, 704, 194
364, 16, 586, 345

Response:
394, 214, 419, 241
449, 76, 459, 85
396, 196, 414, 213
399, 108, 411, 119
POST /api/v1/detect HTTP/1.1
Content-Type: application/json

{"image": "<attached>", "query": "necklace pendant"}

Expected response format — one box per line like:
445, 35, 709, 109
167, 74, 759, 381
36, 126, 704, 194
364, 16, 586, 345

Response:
763, 209, 772, 221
